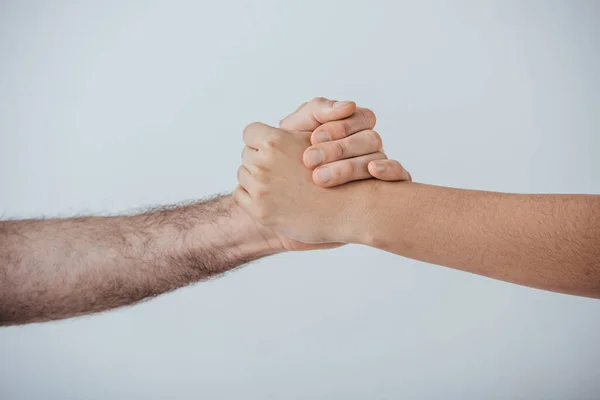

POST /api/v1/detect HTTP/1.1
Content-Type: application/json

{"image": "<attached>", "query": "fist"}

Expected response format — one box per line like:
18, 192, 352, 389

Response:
234, 123, 356, 244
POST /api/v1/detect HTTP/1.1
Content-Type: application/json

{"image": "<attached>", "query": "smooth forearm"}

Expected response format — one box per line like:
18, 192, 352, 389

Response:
347, 181, 600, 297
0, 195, 281, 325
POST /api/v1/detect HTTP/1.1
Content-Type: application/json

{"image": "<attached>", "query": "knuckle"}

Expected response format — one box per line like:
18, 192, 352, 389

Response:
342, 120, 353, 137
254, 184, 269, 198
263, 132, 283, 149
331, 141, 346, 159
252, 162, 269, 175
243, 122, 260, 136
358, 108, 377, 128
260, 148, 277, 165
366, 130, 383, 149
310, 96, 327, 105
343, 160, 356, 177
236, 166, 245, 181
319, 119, 349, 140
333, 161, 355, 181
253, 171, 268, 184
317, 121, 341, 140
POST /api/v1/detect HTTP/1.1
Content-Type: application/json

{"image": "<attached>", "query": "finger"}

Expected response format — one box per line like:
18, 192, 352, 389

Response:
279, 102, 307, 126
368, 160, 412, 182
279, 97, 356, 132
243, 122, 280, 149
232, 185, 252, 212
236, 165, 254, 193
304, 129, 383, 168
313, 152, 387, 188
291, 102, 308, 115
310, 107, 377, 144
241, 146, 260, 170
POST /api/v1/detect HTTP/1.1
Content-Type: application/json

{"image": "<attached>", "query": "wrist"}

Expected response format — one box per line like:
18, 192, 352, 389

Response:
336, 180, 403, 248
328, 180, 380, 245
185, 196, 286, 261
230, 201, 288, 256
356, 180, 419, 249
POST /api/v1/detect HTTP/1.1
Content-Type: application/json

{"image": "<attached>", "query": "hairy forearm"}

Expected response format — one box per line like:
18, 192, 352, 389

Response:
0, 195, 282, 325
347, 182, 600, 297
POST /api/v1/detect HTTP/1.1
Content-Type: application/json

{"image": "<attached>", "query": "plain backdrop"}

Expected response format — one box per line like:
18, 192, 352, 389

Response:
1, 1, 599, 399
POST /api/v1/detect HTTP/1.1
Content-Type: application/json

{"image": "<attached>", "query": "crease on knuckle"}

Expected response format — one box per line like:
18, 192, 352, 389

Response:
342, 120, 353, 137
332, 141, 346, 159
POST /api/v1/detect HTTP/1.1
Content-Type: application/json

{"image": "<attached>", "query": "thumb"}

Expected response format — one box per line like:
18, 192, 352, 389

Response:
279, 97, 356, 132
368, 160, 412, 182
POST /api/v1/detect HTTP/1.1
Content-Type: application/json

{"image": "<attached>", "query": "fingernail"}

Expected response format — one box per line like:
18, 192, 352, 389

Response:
314, 131, 331, 143
315, 167, 332, 184
305, 148, 325, 167
333, 101, 350, 108
374, 161, 386, 173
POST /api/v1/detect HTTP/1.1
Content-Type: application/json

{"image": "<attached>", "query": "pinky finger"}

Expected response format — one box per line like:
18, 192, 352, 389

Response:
368, 160, 412, 182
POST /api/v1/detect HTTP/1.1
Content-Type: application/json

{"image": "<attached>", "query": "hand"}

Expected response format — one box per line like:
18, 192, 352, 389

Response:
304, 113, 412, 187
280, 97, 411, 187
234, 123, 363, 245
239, 97, 410, 251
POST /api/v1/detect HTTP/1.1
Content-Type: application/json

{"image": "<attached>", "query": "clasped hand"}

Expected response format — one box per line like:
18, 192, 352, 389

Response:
234, 97, 410, 245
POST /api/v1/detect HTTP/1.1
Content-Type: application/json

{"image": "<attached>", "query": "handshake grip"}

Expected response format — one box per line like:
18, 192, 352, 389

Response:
234, 97, 410, 247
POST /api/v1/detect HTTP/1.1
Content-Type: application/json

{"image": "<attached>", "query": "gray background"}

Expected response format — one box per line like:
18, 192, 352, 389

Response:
1, 0, 599, 399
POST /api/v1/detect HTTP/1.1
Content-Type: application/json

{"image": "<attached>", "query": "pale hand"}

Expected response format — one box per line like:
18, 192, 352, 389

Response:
242, 97, 410, 251
235, 123, 362, 245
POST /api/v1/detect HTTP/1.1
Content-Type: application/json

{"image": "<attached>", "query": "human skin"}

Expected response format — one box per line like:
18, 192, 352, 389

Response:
235, 123, 600, 298
0, 97, 409, 326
